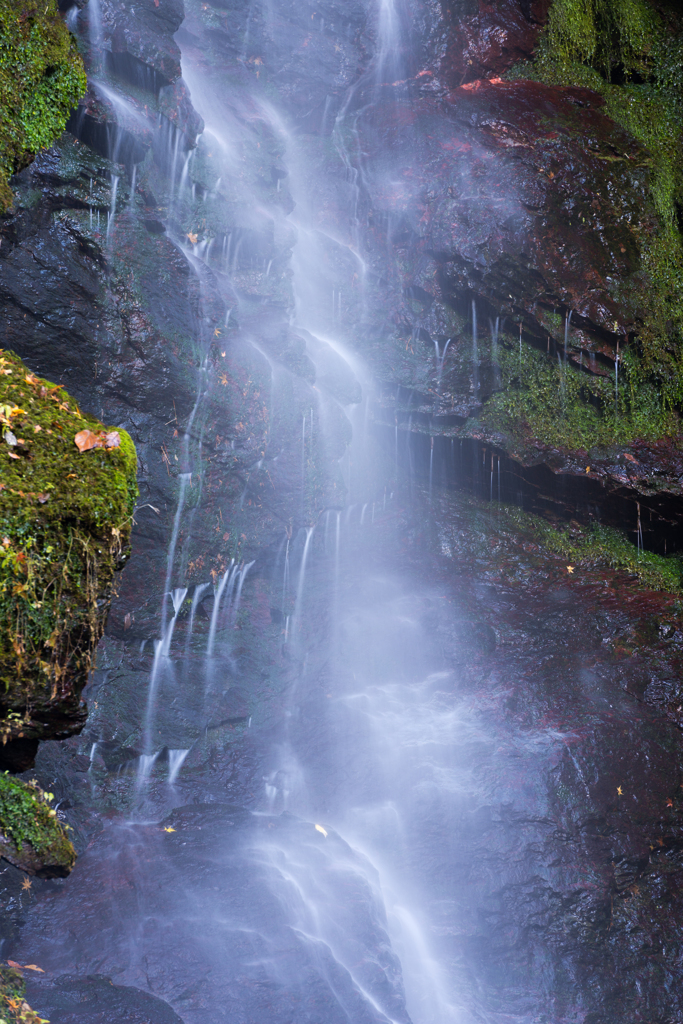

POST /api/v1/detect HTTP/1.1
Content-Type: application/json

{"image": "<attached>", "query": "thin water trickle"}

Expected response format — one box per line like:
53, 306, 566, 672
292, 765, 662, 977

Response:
289, 527, 314, 653
471, 300, 478, 394
161, 473, 192, 635
167, 749, 190, 785
185, 582, 210, 656
564, 309, 572, 363
206, 561, 236, 658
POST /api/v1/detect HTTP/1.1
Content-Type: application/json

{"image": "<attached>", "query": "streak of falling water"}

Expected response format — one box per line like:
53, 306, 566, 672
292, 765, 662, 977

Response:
289, 527, 314, 654
434, 337, 451, 392
335, 510, 341, 594
206, 560, 237, 657
230, 560, 255, 626
564, 309, 572, 364
161, 473, 192, 634
185, 582, 210, 656
429, 436, 434, 498
301, 413, 307, 516
282, 534, 291, 616
167, 748, 190, 784
106, 175, 119, 240
139, 586, 187, 779
472, 300, 478, 395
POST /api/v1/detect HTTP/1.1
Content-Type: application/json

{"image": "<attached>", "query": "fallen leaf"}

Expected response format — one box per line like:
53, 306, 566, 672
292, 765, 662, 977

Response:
33, 424, 41, 432
74, 429, 102, 452
624, 453, 637, 463
23, 965, 44, 972
566, 565, 574, 574
314, 824, 328, 837
617, 786, 623, 795
21, 877, 31, 891
7, 452, 20, 459
74, 429, 121, 452
666, 798, 673, 807
162, 826, 176, 833
585, 466, 590, 473
3, 429, 17, 446
6, 960, 22, 968
187, 232, 198, 244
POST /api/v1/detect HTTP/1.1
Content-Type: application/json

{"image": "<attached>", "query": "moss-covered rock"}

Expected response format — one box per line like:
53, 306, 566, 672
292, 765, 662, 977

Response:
0, 965, 47, 1024
0, 772, 75, 876
0, 348, 137, 762
0, 0, 87, 212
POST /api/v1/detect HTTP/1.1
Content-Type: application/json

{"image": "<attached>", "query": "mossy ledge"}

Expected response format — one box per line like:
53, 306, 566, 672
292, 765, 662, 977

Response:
0, 0, 87, 213
0, 772, 75, 877
0, 348, 138, 768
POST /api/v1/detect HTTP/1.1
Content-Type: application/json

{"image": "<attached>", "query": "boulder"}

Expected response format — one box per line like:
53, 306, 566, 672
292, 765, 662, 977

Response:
0, 348, 137, 769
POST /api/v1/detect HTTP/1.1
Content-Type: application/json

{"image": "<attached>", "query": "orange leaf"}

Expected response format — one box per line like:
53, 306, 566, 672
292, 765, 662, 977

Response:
22, 964, 44, 972
74, 429, 102, 452
624, 453, 637, 463
74, 429, 121, 452
6, 960, 21, 969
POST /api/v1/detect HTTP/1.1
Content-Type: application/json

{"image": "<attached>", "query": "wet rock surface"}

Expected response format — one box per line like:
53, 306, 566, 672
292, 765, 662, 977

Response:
6, 491, 683, 1022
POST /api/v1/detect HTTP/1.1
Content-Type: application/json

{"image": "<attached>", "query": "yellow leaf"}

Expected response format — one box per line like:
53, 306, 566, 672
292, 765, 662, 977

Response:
314, 824, 328, 837
617, 786, 623, 795
23, 964, 44, 972
163, 826, 176, 833
187, 232, 198, 244
566, 565, 574, 574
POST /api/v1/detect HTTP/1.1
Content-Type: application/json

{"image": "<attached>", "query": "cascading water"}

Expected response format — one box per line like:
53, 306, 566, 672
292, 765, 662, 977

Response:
13, 0, 682, 1022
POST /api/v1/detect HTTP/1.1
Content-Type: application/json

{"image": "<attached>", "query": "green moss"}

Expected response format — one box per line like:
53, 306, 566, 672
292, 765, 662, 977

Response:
508, 0, 683, 426
0, 349, 138, 737
0, 0, 87, 212
0, 965, 47, 1024
541, 0, 660, 81
480, 329, 677, 449
0, 772, 73, 861
504, 506, 682, 592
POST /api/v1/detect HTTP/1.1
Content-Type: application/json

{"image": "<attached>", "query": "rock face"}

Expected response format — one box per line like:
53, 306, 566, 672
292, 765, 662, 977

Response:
0, 349, 137, 771
440, 0, 551, 85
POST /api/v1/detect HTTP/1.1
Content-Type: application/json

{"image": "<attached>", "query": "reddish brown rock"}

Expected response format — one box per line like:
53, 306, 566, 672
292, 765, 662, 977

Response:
440, 0, 551, 85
